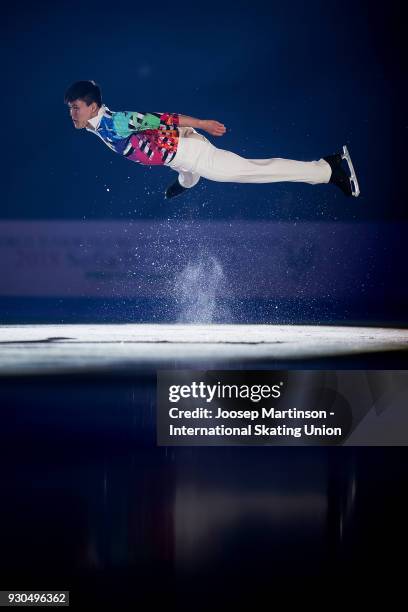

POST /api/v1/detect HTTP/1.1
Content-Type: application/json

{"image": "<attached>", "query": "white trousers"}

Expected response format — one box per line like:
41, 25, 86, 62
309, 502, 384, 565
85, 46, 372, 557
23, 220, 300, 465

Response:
166, 127, 332, 188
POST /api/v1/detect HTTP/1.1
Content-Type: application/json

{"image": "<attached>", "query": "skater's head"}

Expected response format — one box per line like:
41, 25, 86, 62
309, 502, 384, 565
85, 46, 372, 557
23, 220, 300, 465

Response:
64, 80, 102, 129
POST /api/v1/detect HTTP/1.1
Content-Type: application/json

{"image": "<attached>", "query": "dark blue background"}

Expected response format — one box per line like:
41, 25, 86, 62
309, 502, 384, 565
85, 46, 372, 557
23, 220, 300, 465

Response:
3, 0, 407, 221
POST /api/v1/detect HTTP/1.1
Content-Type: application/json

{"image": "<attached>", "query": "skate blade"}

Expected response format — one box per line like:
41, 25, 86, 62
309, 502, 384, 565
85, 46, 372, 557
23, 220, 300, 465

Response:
341, 145, 360, 197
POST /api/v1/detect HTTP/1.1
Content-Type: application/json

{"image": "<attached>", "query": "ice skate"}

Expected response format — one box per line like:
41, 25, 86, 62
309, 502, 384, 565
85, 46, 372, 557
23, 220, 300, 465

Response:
165, 179, 188, 200
324, 145, 360, 197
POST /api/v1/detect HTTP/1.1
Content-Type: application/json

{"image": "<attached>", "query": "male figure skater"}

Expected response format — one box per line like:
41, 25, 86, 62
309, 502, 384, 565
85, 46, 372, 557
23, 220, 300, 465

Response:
65, 80, 360, 200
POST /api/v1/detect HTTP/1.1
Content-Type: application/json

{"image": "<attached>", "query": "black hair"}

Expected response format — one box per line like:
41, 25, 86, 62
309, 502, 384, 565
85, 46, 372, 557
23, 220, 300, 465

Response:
64, 80, 102, 107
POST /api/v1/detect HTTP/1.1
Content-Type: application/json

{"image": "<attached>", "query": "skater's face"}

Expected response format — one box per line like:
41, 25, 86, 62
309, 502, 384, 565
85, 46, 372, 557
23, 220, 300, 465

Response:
68, 99, 99, 129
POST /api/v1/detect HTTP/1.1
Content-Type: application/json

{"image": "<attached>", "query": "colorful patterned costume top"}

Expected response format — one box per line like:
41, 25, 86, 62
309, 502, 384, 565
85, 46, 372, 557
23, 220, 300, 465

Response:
86, 105, 180, 165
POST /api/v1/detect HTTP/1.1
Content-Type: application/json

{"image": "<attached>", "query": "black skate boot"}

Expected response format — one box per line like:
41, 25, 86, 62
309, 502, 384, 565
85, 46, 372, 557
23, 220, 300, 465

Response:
324, 152, 352, 197
165, 178, 188, 200
324, 145, 360, 197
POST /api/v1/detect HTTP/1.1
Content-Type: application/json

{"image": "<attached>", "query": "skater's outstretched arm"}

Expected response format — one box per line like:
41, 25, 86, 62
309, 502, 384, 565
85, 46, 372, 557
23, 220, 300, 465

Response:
107, 110, 225, 138
179, 114, 226, 136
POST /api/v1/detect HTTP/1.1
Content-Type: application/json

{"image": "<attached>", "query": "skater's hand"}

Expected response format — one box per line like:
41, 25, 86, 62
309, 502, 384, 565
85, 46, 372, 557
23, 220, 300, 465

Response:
200, 119, 226, 136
